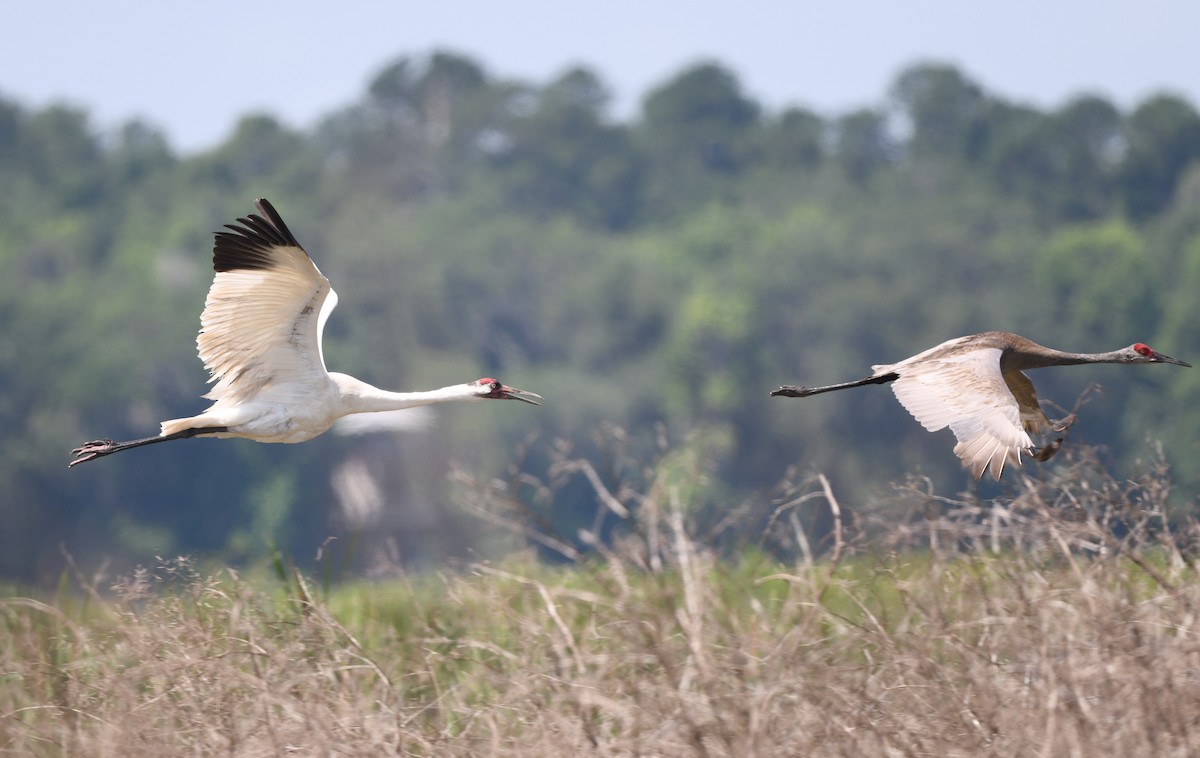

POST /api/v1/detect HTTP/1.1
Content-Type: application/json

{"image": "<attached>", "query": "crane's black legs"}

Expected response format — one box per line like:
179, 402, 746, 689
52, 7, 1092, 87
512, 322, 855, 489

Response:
771, 372, 899, 398
68, 427, 230, 467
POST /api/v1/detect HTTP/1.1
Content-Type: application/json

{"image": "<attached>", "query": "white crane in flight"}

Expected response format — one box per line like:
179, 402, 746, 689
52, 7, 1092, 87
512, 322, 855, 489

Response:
70, 199, 541, 467
772, 331, 1190, 479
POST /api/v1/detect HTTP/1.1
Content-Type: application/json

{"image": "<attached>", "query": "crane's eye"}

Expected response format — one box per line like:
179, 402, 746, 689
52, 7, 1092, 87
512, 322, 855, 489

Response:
1134, 343, 1153, 357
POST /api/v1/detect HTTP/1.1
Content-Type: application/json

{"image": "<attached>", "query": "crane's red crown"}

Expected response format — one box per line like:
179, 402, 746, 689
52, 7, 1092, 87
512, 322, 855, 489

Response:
1134, 343, 1153, 357
478, 377, 499, 386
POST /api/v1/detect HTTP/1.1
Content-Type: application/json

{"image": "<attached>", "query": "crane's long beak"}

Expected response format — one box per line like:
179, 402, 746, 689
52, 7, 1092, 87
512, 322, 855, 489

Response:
499, 385, 543, 405
1155, 351, 1192, 367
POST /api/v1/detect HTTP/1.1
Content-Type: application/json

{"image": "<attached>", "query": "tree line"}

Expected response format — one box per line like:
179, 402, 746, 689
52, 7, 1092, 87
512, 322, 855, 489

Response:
2, 53, 1199, 582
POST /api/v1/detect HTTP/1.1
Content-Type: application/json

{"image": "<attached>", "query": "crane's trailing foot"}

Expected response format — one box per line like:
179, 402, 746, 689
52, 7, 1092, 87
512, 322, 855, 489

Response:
69, 439, 121, 467
69, 427, 229, 467
771, 385, 813, 397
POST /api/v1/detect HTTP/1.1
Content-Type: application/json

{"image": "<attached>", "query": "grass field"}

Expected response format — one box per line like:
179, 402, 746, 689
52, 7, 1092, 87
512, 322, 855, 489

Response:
5, 449, 1200, 756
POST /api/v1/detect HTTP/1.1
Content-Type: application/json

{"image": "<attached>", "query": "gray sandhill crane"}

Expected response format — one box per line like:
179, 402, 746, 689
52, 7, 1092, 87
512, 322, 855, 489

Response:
69, 199, 542, 467
771, 331, 1190, 480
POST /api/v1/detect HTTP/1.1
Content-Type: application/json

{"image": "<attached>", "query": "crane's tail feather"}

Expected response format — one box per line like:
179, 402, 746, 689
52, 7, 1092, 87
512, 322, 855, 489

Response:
954, 434, 1027, 481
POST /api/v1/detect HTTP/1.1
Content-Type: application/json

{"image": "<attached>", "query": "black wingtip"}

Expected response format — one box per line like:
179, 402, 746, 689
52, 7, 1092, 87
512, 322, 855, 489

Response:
212, 198, 305, 273
253, 198, 293, 240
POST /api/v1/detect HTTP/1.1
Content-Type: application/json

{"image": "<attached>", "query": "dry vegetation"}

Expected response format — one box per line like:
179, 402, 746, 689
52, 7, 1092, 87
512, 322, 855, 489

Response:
5, 443, 1200, 756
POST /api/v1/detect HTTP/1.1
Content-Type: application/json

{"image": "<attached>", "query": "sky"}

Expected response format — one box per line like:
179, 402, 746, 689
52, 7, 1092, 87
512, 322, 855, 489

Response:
2, 0, 1197, 154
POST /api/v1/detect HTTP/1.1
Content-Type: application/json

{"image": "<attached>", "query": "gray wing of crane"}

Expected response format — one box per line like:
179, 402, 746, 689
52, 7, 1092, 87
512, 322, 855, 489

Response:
883, 347, 1036, 480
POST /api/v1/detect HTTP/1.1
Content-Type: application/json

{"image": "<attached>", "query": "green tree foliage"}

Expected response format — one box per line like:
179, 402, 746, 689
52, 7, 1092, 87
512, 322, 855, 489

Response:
833, 108, 894, 183
891, 62, 989, 161
321, 50, 517, 200
1119, 94, 1200, 220
764, 107, 825, 170
985, 96, 1122, 219
638, 61, 761, 214
488, 67, 643, 229
188, 114, 318, 194
1033, 220, 1154, 339
2, 59, 1199, 583
17, 104, 105, 207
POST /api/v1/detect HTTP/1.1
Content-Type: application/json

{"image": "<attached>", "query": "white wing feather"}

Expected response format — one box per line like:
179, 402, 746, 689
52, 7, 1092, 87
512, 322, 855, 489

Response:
885, 347, 1034, 480
196, 216, 336, 407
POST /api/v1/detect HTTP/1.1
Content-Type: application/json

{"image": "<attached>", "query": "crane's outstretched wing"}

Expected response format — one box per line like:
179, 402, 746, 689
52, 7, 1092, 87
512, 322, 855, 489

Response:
197, 198, 337, 405
885, 347, 1035, 480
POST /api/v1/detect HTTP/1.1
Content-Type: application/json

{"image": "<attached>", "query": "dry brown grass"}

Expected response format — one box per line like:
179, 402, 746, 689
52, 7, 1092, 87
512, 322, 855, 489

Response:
5, 445, 1200, 756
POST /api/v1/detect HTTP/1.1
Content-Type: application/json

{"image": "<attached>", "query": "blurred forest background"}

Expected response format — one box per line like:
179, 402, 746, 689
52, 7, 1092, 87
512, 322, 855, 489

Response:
3, 52, 1200, 583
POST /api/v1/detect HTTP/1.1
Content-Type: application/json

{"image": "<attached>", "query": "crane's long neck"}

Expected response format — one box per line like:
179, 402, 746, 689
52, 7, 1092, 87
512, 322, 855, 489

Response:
331, 373, 479, 415
1005, 348, 1128, 371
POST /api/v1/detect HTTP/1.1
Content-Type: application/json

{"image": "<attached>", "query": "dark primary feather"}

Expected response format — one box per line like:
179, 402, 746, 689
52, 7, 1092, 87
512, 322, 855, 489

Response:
212, 198, 306, 273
